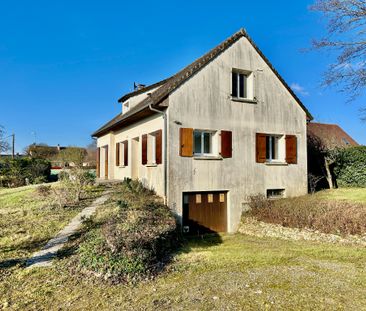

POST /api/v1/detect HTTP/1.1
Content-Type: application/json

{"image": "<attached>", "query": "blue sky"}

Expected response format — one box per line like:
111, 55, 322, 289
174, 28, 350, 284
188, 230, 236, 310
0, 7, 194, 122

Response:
0, 0, 365, 152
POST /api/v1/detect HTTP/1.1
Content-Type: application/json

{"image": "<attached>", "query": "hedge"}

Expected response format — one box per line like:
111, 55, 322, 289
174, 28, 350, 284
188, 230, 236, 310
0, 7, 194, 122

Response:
334, 146, 366, 187
0, 157, 51, 187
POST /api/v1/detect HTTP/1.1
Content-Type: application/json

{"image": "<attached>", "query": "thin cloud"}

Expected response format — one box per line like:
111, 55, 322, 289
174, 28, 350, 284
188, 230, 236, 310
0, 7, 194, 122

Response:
290, 83, 309, 96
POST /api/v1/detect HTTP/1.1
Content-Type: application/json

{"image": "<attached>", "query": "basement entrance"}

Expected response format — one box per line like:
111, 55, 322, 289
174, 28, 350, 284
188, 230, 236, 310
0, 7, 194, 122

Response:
183, 191, 227, 234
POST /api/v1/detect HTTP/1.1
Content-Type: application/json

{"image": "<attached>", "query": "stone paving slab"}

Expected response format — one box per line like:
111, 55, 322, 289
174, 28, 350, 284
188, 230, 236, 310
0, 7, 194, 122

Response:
26, 192, 110, 268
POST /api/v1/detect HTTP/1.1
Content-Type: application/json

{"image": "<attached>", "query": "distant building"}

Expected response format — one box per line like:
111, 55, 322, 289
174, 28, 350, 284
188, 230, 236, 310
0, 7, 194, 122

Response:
27, 144, 93, 168
307, 122, 358, 149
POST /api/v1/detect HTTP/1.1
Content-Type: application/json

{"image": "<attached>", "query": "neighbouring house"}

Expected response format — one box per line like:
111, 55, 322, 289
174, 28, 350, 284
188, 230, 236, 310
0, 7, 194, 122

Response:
307, 122, 359, 149
28, 144, 93, 168
92, 29, 313, 233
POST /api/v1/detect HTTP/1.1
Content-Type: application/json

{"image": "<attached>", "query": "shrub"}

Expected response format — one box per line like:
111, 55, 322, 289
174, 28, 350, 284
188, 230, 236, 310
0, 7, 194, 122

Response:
246, 194, 366, 235
56, 168, 96, 205
0, 157, 51, 187
334, 146, 366, 187
36, 184, 52, 197
77, 180, 177, 283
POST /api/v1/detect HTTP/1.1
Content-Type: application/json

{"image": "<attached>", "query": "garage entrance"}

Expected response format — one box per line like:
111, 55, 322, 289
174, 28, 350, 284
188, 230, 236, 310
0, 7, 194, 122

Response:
182, 191, 227, 233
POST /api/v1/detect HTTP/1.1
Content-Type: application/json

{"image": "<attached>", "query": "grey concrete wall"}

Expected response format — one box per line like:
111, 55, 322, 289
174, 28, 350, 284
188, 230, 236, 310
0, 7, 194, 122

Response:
167, 36, 308, 232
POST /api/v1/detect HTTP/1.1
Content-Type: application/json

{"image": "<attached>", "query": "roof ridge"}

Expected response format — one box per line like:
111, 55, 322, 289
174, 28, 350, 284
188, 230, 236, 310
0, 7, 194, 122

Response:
93, 28, 312, 137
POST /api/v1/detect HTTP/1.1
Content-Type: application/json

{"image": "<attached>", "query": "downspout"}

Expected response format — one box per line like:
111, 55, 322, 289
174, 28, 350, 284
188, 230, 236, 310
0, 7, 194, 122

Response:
148, 104, 168, 205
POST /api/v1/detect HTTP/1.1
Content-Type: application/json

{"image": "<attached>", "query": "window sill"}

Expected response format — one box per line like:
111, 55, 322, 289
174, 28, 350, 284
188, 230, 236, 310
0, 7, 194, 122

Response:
146, 163, 158, 167
231, 97, 257, 104
264, 161, 288, 166
194, 155, 223, 160
118, 165, 126, 168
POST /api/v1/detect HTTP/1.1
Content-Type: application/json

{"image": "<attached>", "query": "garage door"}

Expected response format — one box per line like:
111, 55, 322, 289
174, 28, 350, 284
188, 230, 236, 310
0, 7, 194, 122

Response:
183, 191, 227, 233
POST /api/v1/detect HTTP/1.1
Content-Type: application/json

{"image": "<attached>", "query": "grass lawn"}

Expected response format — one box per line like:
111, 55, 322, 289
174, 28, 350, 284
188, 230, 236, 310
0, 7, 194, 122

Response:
317, 187, 366, 203
1, 186, 366, 310
1, 234, 365, 310
0, 184, 103, 268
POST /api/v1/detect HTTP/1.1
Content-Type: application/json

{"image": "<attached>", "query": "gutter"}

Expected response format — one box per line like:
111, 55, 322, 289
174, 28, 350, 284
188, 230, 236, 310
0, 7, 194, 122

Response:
148, 104, 168, 205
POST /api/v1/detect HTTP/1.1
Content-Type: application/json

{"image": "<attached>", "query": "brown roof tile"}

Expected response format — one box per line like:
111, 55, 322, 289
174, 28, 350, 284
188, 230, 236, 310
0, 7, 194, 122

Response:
307, 122, 358, 148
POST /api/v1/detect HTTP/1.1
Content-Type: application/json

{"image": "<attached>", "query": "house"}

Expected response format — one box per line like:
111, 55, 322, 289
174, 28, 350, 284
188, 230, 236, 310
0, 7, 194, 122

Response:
27, 144, 93, 168
307, 122, 358, 149
92, 29, 312, 233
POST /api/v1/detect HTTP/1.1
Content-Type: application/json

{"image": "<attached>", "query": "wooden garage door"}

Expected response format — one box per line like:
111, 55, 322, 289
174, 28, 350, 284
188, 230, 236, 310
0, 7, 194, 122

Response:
183, 192, 227, 233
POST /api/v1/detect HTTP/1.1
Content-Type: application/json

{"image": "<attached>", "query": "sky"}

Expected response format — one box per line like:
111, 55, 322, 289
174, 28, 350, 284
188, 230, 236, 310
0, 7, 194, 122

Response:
0, 0, 365, 153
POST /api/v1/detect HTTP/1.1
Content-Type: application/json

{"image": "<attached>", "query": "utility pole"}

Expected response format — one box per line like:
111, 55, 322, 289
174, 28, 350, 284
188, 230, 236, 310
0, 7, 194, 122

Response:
12, 134, 15, 158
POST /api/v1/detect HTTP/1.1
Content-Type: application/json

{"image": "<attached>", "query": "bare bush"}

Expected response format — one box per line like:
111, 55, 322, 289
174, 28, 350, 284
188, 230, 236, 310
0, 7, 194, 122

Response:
246, 195, 366, 235
36, 185, 52, 197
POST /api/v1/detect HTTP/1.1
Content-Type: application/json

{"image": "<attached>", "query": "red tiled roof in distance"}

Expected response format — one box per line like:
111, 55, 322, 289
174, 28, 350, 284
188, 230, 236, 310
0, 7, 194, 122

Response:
307, 122, 359, 149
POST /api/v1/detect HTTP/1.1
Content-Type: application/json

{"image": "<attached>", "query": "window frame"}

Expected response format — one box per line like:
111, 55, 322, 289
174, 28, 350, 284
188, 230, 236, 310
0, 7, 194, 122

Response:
265, 135, 283, 162
147, 133, 157, 165
117, 140, 128, 167
193, 130, 215, 157
231, 69, 253, 100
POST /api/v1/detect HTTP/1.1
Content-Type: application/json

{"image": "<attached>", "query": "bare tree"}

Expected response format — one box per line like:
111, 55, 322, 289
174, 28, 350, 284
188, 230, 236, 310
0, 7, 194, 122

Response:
0, 125, 10, 154
310, 0, 366, 103
85, 140, 97, 167
307, 133, 341, 189
58, 147, 86, 168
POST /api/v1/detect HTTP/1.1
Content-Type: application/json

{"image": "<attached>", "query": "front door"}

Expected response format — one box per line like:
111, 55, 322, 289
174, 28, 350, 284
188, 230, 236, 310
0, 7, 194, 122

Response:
183, 191, 227, 233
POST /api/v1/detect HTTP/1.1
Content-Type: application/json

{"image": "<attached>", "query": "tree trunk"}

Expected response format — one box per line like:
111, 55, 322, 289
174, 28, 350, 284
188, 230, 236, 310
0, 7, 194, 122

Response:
324, 158, 334, 189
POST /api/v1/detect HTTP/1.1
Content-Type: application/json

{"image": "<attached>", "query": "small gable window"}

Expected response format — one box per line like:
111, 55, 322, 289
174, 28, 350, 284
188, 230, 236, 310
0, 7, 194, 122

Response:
232, 70, 253, 100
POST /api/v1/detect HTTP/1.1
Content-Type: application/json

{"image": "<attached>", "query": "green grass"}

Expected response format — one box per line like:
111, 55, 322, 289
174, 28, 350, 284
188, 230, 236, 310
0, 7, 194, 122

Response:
1, 186, 366, 310
0, 184, 103, 267
1, 234, 365, 310
316, 188, 366, 203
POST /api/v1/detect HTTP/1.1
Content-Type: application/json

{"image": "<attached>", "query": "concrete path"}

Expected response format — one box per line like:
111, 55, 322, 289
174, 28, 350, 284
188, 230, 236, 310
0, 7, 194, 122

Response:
26, 192, 110, 268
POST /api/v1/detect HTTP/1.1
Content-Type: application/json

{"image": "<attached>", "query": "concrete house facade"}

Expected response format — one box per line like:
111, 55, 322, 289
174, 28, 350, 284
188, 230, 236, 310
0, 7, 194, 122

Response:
93, 29, 313, 233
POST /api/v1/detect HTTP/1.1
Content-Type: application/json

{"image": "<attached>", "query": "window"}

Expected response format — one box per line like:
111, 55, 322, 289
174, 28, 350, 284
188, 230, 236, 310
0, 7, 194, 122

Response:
256, 133, 292, 164
194, 130, 214, 156
116, 141, 128, 167
266, 135, 280, 161
208, 194, 213, 203
142, 130, 162, 165
147, 133, 157, 164
267, 189, 285, 199
123, 101, 130, 114
196, 194, 202, 204
232, 70, 253, 100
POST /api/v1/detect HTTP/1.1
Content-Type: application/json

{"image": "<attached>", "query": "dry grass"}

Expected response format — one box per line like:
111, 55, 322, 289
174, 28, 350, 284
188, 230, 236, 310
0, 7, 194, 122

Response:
0, 184, 104, 269
1, 187, 366, 310
246, 189, 366, 236
1, 234, 365, 310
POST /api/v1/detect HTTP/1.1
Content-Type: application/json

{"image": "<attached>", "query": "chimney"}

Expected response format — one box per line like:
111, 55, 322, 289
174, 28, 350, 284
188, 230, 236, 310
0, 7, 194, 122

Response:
134, 82, 146, 91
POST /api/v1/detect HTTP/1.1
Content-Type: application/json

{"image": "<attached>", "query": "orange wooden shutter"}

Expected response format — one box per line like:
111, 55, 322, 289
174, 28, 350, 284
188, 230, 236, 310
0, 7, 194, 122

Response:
286, 135, 297, 164
96, 147, 100, 178
180, 128, 193, 157
221, 130, 232, 158
156, 129, 162, 164
123, 141, 128, 166
105, 146, 108, 179
142, 134, 147, 165
256, 133, 266, 163
115, 143, 120, 166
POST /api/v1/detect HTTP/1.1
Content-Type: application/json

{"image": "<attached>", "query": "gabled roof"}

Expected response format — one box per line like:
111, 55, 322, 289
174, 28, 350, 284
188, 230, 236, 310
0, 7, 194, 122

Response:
307, 122, 358, 149
92, 29, 313, 137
